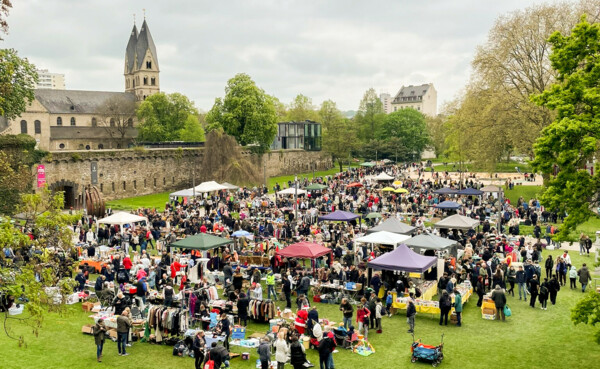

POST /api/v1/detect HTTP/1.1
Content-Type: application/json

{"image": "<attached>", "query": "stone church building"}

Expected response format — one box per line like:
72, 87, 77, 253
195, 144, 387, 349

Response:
0, 20, 160, 151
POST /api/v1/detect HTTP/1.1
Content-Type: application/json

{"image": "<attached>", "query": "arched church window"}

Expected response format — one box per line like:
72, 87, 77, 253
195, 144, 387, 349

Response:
146, 61, 152, 69
57, 117, 63, 126
20, 120, 27, 134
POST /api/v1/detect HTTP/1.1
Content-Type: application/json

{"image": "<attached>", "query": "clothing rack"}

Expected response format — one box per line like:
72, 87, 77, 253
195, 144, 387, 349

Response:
146, 304, 190, 343
248, 299, 276, 322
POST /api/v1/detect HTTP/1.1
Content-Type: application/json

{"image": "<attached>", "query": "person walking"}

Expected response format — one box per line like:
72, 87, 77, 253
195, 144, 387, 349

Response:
193, 330, 206, 369
116, 310, 132, 356
356, 301, 370, 341
539, 278, 549, 310
453, 288, 463, 327
491, 285, 506, 321
439, 291, 452, 326
578, 263, 592, 292
548, 275, 560, 305
529, 275, 540, 308
375, 298, 383, 333
569, 265, 577, 289
219, 313, 231, 351
274, 331, 289, 369
407, 293, 416, 333
93, 318, 107, 362
544, 254, 554, 279
318, 332, 334, 369
339, 298, 353, 330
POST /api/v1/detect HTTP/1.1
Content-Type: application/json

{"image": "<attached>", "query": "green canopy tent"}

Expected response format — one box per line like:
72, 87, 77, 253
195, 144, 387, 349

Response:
305, 183, 327, 191
170, 233, 233, 251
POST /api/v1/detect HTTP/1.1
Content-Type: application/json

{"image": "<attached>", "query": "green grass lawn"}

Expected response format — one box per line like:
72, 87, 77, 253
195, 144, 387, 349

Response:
503, 185, 541, 205
106, 165, 357, 211
433, 161, 532, 174
1, 250, 598, 369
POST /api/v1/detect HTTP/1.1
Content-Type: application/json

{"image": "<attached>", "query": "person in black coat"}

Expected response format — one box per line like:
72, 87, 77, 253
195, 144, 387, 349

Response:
193, 331, 206, 369
237, 293, 249, 326
548, 276, 560, 305
219, 313, 231, 350
283, 274, 292, 309
289, 335, 307, 369
439, 291, 452, 325
318, 335, 334, 369
75, 271, 86, 292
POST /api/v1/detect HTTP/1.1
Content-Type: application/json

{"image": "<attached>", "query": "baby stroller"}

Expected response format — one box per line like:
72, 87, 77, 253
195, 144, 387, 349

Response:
411, 334, 444, 367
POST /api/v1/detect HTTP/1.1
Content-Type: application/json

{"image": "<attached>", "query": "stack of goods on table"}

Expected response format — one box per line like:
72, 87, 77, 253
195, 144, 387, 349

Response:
481, 294, 496, 320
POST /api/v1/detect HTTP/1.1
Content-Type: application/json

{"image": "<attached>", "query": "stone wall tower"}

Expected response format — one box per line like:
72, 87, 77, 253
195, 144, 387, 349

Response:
124, 19, 160, 101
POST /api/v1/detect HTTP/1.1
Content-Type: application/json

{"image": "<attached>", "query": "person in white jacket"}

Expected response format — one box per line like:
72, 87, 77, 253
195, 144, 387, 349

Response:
274, 332, 289, 369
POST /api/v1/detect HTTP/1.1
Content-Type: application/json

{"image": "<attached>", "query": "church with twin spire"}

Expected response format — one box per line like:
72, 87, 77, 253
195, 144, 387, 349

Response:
0, 19, 160, 151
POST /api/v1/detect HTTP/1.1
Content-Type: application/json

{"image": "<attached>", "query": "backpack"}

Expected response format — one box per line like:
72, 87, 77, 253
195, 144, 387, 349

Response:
540, 285, 548, 296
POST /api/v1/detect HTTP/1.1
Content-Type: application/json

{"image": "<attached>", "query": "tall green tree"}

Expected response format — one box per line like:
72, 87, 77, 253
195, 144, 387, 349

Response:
532, 17, 600, 236
354, 88, 385, 143
206, 73, 277, 154
286, 94, 318, 122
571, 291, 600, 344
0, 48, 38, 119
1, 188, 79, 344
377, 109, 430, 159
136, 92, 204, 142
319, 100, 356, 171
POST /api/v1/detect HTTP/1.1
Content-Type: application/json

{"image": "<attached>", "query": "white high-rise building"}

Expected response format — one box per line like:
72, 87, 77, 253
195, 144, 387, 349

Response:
379, 92, 392, 114
35, 69, 66, 89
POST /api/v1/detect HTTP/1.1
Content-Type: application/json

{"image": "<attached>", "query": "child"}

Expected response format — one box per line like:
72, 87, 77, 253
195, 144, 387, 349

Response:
356, 301, 370, 341
386, 291, 393, 317
375, 298, 383, 333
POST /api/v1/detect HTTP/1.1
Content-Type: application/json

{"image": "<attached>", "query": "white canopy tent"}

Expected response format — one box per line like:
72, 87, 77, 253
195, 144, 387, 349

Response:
170, 188, 197, 197
277, 187, 307, 196
97, 212, 149, 234
374, 172, 395, 181
194, 181, 228, 193
354, 230, 411, 251
434, 214, 480, 230
220, 182, 240, 190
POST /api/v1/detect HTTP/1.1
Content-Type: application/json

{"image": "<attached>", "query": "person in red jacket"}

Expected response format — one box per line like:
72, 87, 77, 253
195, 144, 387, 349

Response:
295, 309, 308, 335
356, 300, 371, 341
170, 260, 183, 279
122, 255, 132, 279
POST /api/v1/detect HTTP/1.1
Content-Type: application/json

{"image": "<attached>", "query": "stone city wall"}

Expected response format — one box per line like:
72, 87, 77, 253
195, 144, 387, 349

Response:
36, 148, 332, 202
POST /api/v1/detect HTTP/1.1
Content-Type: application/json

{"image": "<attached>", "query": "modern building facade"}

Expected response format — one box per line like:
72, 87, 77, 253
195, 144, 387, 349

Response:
379, 92, 392, 114
390, 83, 437, 116
271, 120, 322, 151
35, 69, 66, 89
1, 20, 160, 151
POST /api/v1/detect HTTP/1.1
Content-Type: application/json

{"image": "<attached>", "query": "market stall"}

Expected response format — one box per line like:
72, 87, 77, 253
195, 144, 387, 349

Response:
366, 217, 416, 235
404, 233, 459, 257
373, 172, 395, 181
354, 231, 411, 252
97, 212, 148, 232
318, 210, 360, 222
434, 214, 480, 230
434, 200, 461, 210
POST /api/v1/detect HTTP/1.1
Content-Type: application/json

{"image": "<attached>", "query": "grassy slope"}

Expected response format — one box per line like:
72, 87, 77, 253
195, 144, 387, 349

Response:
106, 166, 357, 211
1, 251, 599, 369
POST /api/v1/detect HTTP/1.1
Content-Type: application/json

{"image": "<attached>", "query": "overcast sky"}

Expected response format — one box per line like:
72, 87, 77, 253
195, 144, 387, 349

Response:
3, 0, 567, 112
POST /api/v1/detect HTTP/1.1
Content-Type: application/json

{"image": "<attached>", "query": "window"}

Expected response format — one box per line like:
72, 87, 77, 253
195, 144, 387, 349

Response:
133, 180, 137, 189
123, 181, 126, 190
394, 107, 397, 112
85, 145, 90, 150
20, 120, 27, 134
163, 177, 166, 185
153, 178, 157, 187
91, 117, 97, 127
98, 144, 104, 149
112, 182, 115, 192
57, 117, 62, 126
100, 184, 103, 192
110, 118, 115, 127
143, 76, 148, 85
70, 117, 76, 126
132, 79, 135, 87
144, 179, 147, 188
59, 143, 65, 149
127, 118, 133, 127
151, 77, 156, 86
34, 120, 41, 134
146, 61, 152, 69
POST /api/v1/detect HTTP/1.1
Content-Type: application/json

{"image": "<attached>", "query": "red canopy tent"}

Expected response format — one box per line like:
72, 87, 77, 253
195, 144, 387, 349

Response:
346, 182, 363, 188
276, 241, 332, 259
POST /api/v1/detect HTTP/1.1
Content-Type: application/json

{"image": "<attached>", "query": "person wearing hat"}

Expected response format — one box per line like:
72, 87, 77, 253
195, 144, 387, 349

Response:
193, 330, 206, 369
93, 318, 107, 362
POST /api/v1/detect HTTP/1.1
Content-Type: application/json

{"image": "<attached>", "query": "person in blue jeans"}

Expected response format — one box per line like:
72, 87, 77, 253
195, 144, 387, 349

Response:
116, 310, 132, 356
339, 298, 353, 330
93, 319, 107, 362
516, 266, 528, 301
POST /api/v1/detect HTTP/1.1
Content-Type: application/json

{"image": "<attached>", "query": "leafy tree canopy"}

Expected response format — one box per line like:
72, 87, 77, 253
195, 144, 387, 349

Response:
286, 94, 318, 122
532, 17, 600, 236
319, 100, 357, 171
354, 88, 385, 143
0, 48, 38, 120
136, 92, 204, 142
206, 73, 277, 154
377, 108, 430, 158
